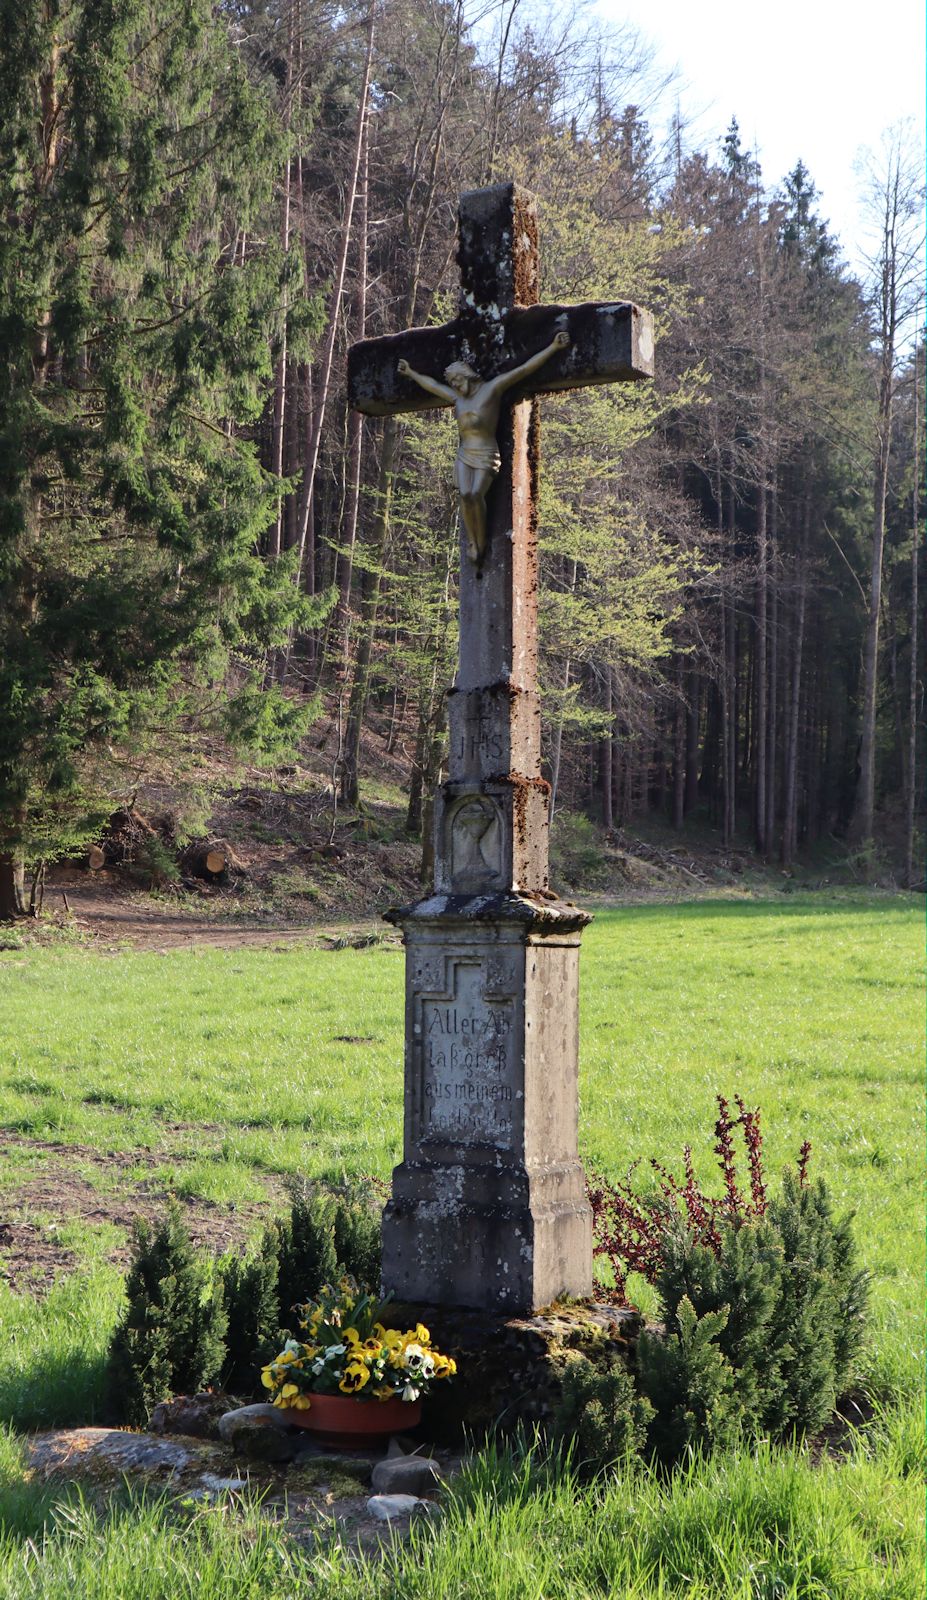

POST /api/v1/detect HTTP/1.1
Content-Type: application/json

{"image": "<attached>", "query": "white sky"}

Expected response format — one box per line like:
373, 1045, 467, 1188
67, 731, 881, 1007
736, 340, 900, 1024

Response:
595, 0, 926, 272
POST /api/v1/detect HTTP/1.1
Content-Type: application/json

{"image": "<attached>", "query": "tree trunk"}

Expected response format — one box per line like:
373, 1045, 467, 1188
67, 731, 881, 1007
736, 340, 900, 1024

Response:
755, 478, 768, 852
268, 16, 294, 563
341, 419, 399, 804
853, 366, 893, 845
602, 667, 614, 830
293, 0, 375, 587
782, 496, 810, 867
685, 670, 700, 814
334, 123, 369, 674
418, 711, 447, 886
765, 478, 779, 845
672, 656, 685, 830
549, 557, 579, 823
0, 853, 26, 919
905, 347, 920, 887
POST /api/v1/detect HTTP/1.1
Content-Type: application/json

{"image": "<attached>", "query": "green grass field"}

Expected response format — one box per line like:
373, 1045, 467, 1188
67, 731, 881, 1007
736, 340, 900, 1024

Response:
0, 890, 922, 1596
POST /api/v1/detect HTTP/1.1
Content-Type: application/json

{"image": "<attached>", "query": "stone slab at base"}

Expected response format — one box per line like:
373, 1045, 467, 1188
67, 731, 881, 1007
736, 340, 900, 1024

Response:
381, 1301, 641, 1444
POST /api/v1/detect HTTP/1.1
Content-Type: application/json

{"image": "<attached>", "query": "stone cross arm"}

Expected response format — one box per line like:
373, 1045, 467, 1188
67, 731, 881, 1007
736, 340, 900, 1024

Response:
348, 300, 654, 417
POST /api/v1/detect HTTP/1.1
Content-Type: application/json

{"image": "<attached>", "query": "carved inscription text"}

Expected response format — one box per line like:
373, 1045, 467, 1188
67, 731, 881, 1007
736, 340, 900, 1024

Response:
417, 961, 515, 1145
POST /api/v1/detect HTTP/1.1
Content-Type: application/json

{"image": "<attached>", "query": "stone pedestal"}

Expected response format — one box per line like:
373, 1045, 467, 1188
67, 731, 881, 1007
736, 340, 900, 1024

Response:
382, 894, 592, 1313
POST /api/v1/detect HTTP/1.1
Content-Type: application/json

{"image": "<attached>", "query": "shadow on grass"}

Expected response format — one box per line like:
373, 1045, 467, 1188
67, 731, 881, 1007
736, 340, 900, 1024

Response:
0, 1270, 120, 1432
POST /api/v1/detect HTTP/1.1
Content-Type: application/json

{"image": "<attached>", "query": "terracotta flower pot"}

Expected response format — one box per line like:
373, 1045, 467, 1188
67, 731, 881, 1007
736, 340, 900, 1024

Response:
282, 1392, 422, 1450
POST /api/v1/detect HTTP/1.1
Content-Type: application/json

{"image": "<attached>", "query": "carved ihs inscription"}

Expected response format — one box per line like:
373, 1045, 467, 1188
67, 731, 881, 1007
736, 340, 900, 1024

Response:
418, 962, 515, 1145
454, 716, 503, 765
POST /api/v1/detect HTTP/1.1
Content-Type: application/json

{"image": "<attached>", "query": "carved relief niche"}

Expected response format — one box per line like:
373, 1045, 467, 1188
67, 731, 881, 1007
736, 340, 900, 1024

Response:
447, 794, 503, 891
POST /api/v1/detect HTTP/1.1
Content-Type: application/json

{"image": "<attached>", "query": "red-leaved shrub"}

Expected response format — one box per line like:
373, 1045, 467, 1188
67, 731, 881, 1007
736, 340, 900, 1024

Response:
588, 1094, 813, 1299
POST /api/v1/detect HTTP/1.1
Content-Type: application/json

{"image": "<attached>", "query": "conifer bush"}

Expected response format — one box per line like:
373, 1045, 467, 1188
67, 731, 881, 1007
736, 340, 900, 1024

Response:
553, 1354, 653, 1477
105, 1202, 226, 1426
638, 1298, 744, 1465
275, 1179, 381, 1326
220, 1222, 283, 1396
218, 1181, 382, 1395
582, 1097, 869, 1469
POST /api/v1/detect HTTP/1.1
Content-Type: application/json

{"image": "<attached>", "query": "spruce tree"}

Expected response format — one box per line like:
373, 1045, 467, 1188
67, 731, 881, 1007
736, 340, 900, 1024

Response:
0, 0, 324, 914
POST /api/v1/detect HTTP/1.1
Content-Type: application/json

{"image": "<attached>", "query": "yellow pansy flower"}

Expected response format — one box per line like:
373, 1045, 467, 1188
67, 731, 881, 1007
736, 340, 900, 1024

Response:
343, 1327, 360, 1346
280, 1383, 299, 1400
415, 1323, 430, 1346
339, 1361, 370, 1393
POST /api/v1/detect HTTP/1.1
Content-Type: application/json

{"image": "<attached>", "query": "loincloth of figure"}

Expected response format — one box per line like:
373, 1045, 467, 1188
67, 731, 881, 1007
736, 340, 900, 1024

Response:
453, 438, 501, 487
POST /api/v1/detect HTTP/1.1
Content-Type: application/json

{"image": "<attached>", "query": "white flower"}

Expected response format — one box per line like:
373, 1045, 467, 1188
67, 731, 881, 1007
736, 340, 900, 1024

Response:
401, 1384, 421, 1402
283, 1339, 301, 1356
324, 1344, 346, 1360
420, 1355, 436, 1379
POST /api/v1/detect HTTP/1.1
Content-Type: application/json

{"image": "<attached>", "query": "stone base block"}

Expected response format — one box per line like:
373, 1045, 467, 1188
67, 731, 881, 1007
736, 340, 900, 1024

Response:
382, 1161, 592, 1314
380, 1301, 641, 1444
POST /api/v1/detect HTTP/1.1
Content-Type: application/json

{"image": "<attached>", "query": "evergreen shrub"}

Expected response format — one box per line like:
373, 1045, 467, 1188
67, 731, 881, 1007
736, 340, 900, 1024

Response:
552, 1354, 653, 1477
220, 1222, 283, 1395
638, 1298, 743, 1465
105, 1202, 226, 1426
581, 1097, 868, 1469
220, 1180, 382, 1394
275, 1179, 380, 1324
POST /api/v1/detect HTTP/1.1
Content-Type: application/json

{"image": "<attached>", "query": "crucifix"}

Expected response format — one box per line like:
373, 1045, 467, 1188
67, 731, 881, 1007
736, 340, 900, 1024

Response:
348, 182, 653, 1314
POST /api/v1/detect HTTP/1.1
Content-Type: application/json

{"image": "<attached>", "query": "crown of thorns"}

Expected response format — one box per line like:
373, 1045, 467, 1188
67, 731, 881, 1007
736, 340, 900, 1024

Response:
444, 360, 480, 381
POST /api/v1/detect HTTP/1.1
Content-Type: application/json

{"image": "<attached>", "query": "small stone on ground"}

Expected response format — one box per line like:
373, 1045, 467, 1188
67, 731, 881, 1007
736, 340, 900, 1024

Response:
370, 1454, 442, 1496
366, 1493, 427, 1522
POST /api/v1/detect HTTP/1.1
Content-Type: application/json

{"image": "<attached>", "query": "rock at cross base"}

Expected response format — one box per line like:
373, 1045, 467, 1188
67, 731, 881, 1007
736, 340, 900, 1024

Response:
218, 1403, 301, 1463
348, 181, 654, 1316
366, 1493, 429, 1522
27, 1428, 232, 1488
370, 1453, 443, 1497
148, 1390, 233, 1439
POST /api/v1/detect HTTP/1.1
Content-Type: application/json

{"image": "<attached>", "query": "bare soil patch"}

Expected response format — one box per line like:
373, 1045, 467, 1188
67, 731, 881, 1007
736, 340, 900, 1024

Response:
0, 1131, 274, 1290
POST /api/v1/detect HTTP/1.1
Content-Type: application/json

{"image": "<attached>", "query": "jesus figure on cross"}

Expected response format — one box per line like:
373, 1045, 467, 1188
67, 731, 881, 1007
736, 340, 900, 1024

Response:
397, 325, 570, 565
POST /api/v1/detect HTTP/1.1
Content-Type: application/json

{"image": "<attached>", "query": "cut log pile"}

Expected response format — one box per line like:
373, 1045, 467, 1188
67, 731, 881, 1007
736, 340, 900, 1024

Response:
87, 809, 247, 891
179, 839, 245, 883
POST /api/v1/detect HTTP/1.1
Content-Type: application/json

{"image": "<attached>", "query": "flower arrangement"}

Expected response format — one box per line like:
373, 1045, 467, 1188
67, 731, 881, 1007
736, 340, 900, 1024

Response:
260, 1278, 456, 1410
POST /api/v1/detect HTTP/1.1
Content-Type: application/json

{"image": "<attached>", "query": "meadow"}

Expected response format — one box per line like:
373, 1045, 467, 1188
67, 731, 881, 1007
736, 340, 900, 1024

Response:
0, 889, 922, 1596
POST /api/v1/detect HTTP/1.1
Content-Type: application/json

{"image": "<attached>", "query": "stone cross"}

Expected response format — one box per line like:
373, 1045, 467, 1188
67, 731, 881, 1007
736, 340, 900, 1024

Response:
348, 182, 653, 1314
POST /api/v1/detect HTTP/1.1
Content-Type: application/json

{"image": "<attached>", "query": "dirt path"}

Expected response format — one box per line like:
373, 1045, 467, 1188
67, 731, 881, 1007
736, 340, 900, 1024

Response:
42, 870, 380, 952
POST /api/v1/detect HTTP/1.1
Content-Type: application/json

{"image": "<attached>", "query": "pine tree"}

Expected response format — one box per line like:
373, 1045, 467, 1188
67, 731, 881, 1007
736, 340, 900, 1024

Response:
0, 0, 325, 915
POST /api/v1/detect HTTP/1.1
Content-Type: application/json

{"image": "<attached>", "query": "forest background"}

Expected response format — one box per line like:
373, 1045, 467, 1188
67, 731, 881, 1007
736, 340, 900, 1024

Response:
1, 0, 924, 920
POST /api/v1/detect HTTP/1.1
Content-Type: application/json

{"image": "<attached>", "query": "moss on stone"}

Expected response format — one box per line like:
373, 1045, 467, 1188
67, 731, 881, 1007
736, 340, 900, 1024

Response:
380, 1301, 641, 1444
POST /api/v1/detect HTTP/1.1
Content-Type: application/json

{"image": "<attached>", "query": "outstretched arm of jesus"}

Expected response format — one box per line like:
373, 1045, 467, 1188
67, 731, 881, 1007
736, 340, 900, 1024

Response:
490, 329, 570, 397
397, 359, 456, 404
